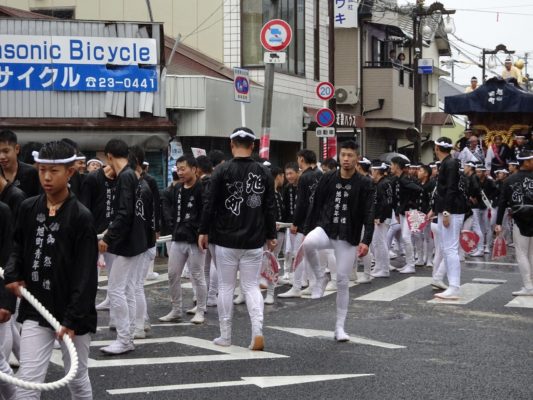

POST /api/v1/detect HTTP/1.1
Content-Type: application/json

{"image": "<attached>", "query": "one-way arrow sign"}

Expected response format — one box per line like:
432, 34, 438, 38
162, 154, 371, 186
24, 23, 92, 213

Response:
107, 374, 374, 395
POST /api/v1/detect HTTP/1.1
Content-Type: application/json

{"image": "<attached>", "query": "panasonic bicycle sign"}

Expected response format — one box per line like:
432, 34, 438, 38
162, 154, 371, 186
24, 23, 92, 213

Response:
0, 35, 158, 92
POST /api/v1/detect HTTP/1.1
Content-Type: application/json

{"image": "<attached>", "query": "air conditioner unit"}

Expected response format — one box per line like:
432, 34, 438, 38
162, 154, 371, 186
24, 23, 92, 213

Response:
423, 92, 437, 107
335, 85, 359, 105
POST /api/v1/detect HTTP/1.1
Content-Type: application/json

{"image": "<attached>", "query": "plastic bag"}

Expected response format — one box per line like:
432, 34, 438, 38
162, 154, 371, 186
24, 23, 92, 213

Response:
492, 235, 507, 260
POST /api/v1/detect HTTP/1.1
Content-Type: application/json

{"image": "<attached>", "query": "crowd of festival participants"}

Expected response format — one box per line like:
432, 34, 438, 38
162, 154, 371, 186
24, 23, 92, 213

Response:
0, 126, 532, 398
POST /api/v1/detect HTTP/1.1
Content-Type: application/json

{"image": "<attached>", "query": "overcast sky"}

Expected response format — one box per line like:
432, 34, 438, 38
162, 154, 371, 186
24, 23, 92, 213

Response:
397, 0, 532, 86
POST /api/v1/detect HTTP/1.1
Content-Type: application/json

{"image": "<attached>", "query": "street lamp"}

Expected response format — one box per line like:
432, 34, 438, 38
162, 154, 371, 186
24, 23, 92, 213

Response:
412, 1, 455, 163
481, 44, 515, 83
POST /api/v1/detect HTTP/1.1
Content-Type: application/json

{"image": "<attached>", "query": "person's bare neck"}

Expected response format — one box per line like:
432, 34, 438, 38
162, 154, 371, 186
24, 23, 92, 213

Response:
47, 187, 69, 207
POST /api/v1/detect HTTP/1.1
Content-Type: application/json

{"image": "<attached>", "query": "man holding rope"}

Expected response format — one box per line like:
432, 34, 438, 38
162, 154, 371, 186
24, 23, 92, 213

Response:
4, 140, 97, 399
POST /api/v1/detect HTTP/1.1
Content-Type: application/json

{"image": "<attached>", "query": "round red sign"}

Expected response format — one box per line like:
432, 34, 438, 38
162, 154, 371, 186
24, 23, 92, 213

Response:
260, 19, 293, 52
316, 82, 335, 101
316, 108, 335, 127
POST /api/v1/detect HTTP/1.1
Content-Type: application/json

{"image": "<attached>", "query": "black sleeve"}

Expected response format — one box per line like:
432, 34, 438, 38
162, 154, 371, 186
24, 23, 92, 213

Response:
199, 167, 222, 235
361, 179, 376, 245
79, 173, 96, 211
496, 181, 509, 225
147, 176, 161, 233
62, 209, 98, 332
443, 161, 460, 213
263, 170, 277, 240
103, 172, 136, 245
292, 175, 309, 228
3, 200, 28, 285
161, 186, 175, 234
0, 205, 16, 312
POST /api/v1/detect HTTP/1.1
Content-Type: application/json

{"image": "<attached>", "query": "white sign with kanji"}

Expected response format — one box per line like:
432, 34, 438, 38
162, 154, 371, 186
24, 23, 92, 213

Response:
334, 0, 360, 28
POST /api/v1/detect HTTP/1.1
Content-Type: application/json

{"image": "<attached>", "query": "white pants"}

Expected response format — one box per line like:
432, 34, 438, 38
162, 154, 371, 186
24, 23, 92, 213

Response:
438, 213, 465, 288
286, 232, 307, 289
303, 227, 356, 330
399, 214, 416, 268
168, 242, 207, 314
470, 209, 485, 252
16, 320, 91, 400
108, 253, 142, 344
135, 247, 156, 330
371, 222, 390, 274
215, 246, 263, 333
0, 322, 16, 400
207, 244, 218, 301
513, 225, 533, 290
431, 222, 446, 280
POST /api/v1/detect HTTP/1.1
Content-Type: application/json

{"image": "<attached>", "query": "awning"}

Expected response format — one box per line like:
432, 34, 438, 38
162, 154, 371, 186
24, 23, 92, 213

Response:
422, 112, 455, 127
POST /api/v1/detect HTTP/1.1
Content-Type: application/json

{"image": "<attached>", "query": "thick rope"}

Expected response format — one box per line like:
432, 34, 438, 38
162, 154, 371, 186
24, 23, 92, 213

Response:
0, 267, 79, 391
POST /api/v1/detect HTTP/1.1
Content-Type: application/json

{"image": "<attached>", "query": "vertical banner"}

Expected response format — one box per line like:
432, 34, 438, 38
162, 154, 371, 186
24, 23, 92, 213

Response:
259, 134, 270, 160
327, 137, 337, 159
167, 139, 183, 186
334, 0, 360, 28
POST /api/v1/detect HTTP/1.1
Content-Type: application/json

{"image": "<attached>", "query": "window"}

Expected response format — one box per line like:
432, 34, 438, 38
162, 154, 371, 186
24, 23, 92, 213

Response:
371, 37, 385, 66
30, 8, 75, 19
241, 0, 306, 76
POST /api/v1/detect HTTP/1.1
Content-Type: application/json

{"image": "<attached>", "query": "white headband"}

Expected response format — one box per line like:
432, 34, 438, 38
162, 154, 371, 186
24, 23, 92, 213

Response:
371, 163, 387, 170
359, 157, 371, 165
429, 164, 436, 168
495, 169, 509, 174
230, 130, 256, 140
143, 161, 149, 166
517, 154, 533, 160
87, 159, 103, 166
33, 151, 77, 164
465, 161, 476, 167
435, 140, 453, 148
75, 155, 86, 161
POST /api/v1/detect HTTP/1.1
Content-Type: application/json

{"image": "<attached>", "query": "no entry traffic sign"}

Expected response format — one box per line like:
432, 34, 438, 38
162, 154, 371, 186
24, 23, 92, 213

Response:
316, 82, 335, 101
260, 19, 293, 52
316, 108, 335, 127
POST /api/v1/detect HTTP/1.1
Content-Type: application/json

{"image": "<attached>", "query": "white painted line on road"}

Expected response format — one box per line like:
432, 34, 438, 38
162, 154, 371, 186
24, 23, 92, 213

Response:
472, 278, 507, 284
465, 261, 518, 266
96, 322, 193, 331
504, 296, 533, 309
51, 336, 287, 369
428, 283, 499, 305
354, 277, 433, 302
107, 374, 374, 395
301, 280, 359, 299
268, 326, 405, 349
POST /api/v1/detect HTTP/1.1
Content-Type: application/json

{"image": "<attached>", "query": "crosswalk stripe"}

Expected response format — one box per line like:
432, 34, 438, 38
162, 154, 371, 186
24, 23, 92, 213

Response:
354, 277, 433, 302
427, 283, 499, 305
504, 296, 533, 309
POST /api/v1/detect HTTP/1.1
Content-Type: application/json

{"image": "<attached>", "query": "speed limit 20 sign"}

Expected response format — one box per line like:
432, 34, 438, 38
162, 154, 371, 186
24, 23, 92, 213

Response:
316, 82, 335, 101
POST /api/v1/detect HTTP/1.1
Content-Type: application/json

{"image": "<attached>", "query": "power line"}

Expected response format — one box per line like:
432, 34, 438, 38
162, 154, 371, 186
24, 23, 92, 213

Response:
454, 8, 533, 17
181, 0, 230, 42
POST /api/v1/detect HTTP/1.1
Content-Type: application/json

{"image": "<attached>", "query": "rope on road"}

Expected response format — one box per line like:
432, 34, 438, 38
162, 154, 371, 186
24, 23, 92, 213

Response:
0, 266, 79, 391
96, 233, 173, 243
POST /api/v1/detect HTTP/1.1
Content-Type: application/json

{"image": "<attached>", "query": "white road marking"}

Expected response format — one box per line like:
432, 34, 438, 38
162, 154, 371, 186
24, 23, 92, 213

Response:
354, 277, 433, 302
96, 322, 193, 331
99, 273, 193, 290
504, 296, 533, 309
465, 260, 518, 266
50, 336, 287, 368
428, 283, 499, 305
268, 326, 405, 349
300, 279, 359, 299
107, 374, 374, 395
472, 278, 507, 284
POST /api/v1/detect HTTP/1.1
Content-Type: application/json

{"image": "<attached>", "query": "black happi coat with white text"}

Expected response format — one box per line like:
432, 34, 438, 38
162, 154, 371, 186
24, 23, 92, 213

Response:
293, 167, 323, 234
496, 170, 533, 237
417, 179, 436, 214
143, 173, 161, 234
0, 181, 27, 221
172, 180, 204, 244
433, 155, 468, 215
80, 168, 117, 234
103, 167, 148, 257
199, 157, 276, 249
305, 171, 375, 246
4, 194, 98, 334
392, 174, 423, 215
282, 184, 297, 223
374, 176, 393, 222
0, 202, 16, 313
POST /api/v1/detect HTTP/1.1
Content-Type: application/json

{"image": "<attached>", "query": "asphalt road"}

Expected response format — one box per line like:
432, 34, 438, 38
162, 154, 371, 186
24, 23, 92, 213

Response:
41, 251, 533, 400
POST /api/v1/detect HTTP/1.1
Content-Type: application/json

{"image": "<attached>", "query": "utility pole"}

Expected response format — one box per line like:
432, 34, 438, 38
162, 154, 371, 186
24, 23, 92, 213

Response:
326, 0, 336, 158
259, 0, 280, 160
145, 0, 154, 22
412, 1, 455, 163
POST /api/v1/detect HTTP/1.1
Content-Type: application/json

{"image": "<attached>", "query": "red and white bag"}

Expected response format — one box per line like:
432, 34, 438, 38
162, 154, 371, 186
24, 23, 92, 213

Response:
406, 210, 429, 233
261, 251, 280, 283
460, 230, 480, 253
492, 235, 507, 260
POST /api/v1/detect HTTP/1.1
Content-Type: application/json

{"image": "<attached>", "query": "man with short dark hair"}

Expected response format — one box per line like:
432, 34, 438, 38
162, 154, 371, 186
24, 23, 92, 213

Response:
98, 139, 148, 355
431, 137, 467, 300
199, 127, 276, 350
302, 140, 375, 341
0, 168, 26, 220
160, 155, 207, 325
0, 130, 39, 197
465, 76, 478, 93
279, 149, 323, 298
